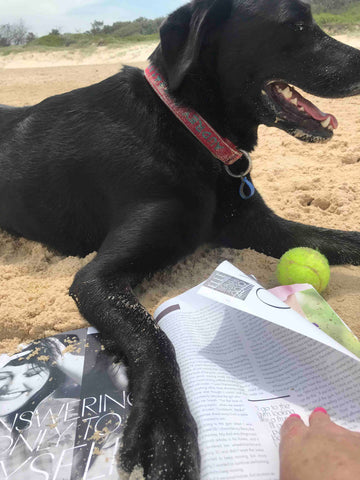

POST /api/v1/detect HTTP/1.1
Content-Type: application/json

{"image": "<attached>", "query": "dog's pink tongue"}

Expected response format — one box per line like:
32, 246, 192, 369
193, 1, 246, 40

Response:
297, 96, 338, 129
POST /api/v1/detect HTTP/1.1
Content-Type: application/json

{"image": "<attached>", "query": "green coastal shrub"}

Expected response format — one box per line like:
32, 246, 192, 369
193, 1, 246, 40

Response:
314, 2, 360, 26
33, 34, 66, 47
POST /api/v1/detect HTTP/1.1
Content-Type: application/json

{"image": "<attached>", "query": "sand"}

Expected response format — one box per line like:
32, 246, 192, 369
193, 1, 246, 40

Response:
0, 35, 359, 353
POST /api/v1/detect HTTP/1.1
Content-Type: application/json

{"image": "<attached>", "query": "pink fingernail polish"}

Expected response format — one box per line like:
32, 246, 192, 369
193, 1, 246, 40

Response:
289, 414, 301, 419
313, 407, 328, 414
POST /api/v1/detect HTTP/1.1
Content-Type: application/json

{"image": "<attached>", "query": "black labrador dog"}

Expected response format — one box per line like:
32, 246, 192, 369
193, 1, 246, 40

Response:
1, 0, 360, 478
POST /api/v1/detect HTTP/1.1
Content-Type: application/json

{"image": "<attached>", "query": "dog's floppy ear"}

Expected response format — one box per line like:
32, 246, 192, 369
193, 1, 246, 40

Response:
160, 0, 232, 91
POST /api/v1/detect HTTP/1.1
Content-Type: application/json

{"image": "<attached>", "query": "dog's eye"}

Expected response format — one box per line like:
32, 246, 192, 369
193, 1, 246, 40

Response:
293, 23, 306, 32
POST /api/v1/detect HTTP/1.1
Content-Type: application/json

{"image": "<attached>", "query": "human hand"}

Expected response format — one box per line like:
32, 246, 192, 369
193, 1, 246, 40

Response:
280, 408, 360, 480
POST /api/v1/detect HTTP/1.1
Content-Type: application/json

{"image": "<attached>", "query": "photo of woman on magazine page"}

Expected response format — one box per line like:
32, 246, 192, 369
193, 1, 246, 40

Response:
0, 333, 86, 480
0, 329, 131, 480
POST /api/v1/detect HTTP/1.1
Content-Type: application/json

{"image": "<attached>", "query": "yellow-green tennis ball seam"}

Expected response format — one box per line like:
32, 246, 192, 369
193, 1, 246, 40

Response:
279, 261, 323, 291
276, 248, 330, 293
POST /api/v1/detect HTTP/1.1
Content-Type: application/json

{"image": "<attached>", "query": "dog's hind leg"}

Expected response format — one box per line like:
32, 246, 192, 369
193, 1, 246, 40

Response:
217, 189, 360, 265
69, 203, 200, 480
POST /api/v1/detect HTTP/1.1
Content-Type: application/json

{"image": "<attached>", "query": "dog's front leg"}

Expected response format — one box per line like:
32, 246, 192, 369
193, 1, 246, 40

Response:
216, 190, 360, 265
69, 222, 200, 479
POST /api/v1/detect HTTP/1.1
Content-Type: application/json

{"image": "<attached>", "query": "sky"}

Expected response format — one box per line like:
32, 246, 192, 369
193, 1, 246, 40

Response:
0, 0, 185, 36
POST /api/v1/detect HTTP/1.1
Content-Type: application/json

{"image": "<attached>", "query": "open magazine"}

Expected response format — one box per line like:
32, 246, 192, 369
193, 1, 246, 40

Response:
155, 261, 360, 480
1, 261, 359, 479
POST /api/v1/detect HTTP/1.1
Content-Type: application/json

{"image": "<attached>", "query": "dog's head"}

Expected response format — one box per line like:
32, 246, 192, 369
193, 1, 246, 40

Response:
151, 0, 360, 145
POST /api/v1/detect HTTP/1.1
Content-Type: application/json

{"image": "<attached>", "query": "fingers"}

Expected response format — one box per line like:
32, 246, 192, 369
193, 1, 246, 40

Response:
281, 414, 306, 439
309, 407, 331, 427
281, 408, 330, 437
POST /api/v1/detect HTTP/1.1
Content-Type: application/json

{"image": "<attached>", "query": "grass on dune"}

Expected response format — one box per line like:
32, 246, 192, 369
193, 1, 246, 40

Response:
314, 2, 360, 26
0, 33, 159, 56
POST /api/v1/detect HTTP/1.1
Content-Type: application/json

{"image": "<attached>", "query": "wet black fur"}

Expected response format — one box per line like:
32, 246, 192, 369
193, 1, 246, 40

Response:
1, 0, 360, 478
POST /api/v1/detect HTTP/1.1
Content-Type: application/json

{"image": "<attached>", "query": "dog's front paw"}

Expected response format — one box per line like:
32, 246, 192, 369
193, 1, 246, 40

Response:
120, 398, 200, 480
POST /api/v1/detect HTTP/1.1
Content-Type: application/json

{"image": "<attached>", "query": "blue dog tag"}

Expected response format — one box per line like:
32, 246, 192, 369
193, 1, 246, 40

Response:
239, 176, 255, 200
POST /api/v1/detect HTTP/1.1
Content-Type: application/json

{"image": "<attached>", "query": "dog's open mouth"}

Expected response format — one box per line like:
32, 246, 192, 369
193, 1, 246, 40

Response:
262, 81, 338, 142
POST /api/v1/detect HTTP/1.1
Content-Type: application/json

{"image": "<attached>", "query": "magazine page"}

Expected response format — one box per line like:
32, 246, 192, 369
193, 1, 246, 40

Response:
269, 284, 360, 359
155, 266, 360, 480
0, 328, 130, 480
199, 261, 359, 362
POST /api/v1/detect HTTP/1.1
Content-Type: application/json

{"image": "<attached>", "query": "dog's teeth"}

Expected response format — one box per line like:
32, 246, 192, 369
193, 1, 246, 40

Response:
261, 90, 266, 95
290, 97, 298, 106
321, 117, 331, 128
328, 125, 334, 131
298, 106, 305, 112
282, 87, 292, 99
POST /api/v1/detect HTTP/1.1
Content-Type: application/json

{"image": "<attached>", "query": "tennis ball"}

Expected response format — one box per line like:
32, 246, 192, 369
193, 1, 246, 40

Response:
276, 247, 330, 293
